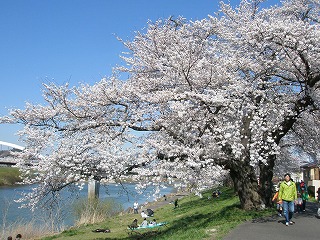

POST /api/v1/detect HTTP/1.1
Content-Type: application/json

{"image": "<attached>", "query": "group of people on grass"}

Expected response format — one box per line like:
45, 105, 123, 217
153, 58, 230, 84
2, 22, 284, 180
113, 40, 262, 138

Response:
272, 173, 310, 226
131, 201, 158, 228
129, 217, 158, 229
140, 218, 157, 227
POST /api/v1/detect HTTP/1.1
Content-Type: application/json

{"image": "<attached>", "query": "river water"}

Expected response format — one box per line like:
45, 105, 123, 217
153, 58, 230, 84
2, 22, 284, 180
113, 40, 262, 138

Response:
0, 183, 173, 229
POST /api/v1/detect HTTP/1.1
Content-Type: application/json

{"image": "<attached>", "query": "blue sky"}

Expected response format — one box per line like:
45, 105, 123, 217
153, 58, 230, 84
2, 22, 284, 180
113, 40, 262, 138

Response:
0, 0, 280, 146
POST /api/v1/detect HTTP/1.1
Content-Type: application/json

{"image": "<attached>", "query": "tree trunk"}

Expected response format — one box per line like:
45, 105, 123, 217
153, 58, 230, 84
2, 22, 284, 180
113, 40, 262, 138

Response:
229, 162, 263, 210
258, 155, 276, 207
227, 114, 263, 210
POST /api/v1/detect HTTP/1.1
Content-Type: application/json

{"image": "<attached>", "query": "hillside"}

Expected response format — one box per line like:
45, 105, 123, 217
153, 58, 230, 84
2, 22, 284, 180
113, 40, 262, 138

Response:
39, 187, 274, 240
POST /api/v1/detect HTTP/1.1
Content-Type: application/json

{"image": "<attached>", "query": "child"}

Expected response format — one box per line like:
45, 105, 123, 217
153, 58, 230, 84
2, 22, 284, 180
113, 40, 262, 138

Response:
296, 193, 303, 213
272, 188, 283, 217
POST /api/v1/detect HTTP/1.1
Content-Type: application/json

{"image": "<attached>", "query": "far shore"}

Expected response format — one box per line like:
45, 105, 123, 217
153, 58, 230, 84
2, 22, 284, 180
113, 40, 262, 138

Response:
0, 167, 22, 186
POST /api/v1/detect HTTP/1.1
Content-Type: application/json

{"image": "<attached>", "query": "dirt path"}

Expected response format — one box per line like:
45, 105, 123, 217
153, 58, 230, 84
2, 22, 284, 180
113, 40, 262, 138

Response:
143, 191, 190, 210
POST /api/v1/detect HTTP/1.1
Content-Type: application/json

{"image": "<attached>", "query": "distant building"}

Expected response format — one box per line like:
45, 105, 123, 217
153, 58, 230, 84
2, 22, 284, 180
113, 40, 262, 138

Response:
0, 149, 21, 167
300, 163, 320, 198
0, 141, 24, 167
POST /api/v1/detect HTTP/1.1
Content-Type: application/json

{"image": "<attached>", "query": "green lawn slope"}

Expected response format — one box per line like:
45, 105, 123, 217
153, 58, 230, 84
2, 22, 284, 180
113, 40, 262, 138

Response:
40, 187, 274, 240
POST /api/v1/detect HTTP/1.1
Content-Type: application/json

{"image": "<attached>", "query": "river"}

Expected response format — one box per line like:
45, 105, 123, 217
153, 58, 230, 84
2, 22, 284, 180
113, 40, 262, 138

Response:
0, 183, 173, 229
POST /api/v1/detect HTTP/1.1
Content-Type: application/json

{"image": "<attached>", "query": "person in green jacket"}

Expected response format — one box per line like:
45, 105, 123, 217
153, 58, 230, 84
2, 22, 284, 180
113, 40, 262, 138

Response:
301, 189, 308, 212
278, 173, 297, 226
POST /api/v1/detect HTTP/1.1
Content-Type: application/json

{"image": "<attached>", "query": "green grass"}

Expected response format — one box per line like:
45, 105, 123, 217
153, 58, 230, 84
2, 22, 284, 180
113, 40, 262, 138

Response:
0, 167, 22, 186
39, 187, 275, 240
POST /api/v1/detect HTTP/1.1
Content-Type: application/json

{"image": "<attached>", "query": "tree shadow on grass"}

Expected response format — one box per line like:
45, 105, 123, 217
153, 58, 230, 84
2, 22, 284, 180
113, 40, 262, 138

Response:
106, 189, 243, 239
113, 196, 318, 239
119, 203, 242, 240
177, 188, 236, 212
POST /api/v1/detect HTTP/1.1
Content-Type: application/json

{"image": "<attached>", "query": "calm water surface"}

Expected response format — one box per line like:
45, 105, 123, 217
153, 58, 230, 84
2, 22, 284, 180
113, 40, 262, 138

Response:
0, 183, 173, 228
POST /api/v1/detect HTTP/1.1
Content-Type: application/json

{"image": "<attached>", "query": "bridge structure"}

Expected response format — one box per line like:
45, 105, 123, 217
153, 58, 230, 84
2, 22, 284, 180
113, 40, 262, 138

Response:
0, 140, 25, 166
0, 141, 100, 199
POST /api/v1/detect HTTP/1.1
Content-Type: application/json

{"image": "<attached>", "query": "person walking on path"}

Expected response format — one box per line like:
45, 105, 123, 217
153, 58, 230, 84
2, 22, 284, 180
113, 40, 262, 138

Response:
278, 173, 297, 226
299, 180, 306, 192
272, 186, 282, 217
174, 198, 179, 209
296, 193, 303, 213
301, 190, 308, 212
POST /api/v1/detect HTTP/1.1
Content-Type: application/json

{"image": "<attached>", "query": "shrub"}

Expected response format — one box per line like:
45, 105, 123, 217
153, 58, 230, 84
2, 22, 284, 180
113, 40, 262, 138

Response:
72, 198, 123, 226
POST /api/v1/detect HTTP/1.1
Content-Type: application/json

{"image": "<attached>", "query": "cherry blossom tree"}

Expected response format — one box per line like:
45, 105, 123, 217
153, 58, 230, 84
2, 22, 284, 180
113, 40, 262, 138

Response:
210, 0, 320, 208
1, 0, 319, 210
273, 111, 320, 178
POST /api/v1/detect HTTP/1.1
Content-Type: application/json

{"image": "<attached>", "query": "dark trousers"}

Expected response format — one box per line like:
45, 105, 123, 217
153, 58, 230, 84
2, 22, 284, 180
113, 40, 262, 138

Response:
297, 204, 303, 213
302, 200, 306, 211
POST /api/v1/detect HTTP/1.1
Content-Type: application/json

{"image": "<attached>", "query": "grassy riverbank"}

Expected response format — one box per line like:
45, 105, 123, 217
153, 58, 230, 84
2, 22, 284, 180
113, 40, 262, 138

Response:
39, 187, 274, 240
0, 167, 22, 186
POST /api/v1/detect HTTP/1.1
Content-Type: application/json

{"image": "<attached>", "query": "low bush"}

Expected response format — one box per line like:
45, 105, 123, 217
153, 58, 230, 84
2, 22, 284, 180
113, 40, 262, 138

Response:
72, 198, 123, 226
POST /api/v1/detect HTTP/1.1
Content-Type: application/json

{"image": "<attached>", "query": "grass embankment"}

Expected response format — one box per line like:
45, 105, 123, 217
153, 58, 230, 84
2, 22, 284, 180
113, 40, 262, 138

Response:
0, 167, 22, 186
40, 187, 274, 240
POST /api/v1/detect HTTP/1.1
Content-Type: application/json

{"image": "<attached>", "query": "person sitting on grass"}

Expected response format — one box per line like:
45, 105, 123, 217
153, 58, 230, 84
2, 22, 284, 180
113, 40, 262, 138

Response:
147, 208, 154, 217
140, 218, 148, 227
141, 210, 148, 218
149, 219, 157, 226
128, 218, 138, 230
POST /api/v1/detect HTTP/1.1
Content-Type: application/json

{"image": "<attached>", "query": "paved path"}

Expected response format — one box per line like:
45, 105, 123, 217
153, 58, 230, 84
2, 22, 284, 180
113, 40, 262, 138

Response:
223, 202, 320, 240
140, 191, 189, 211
